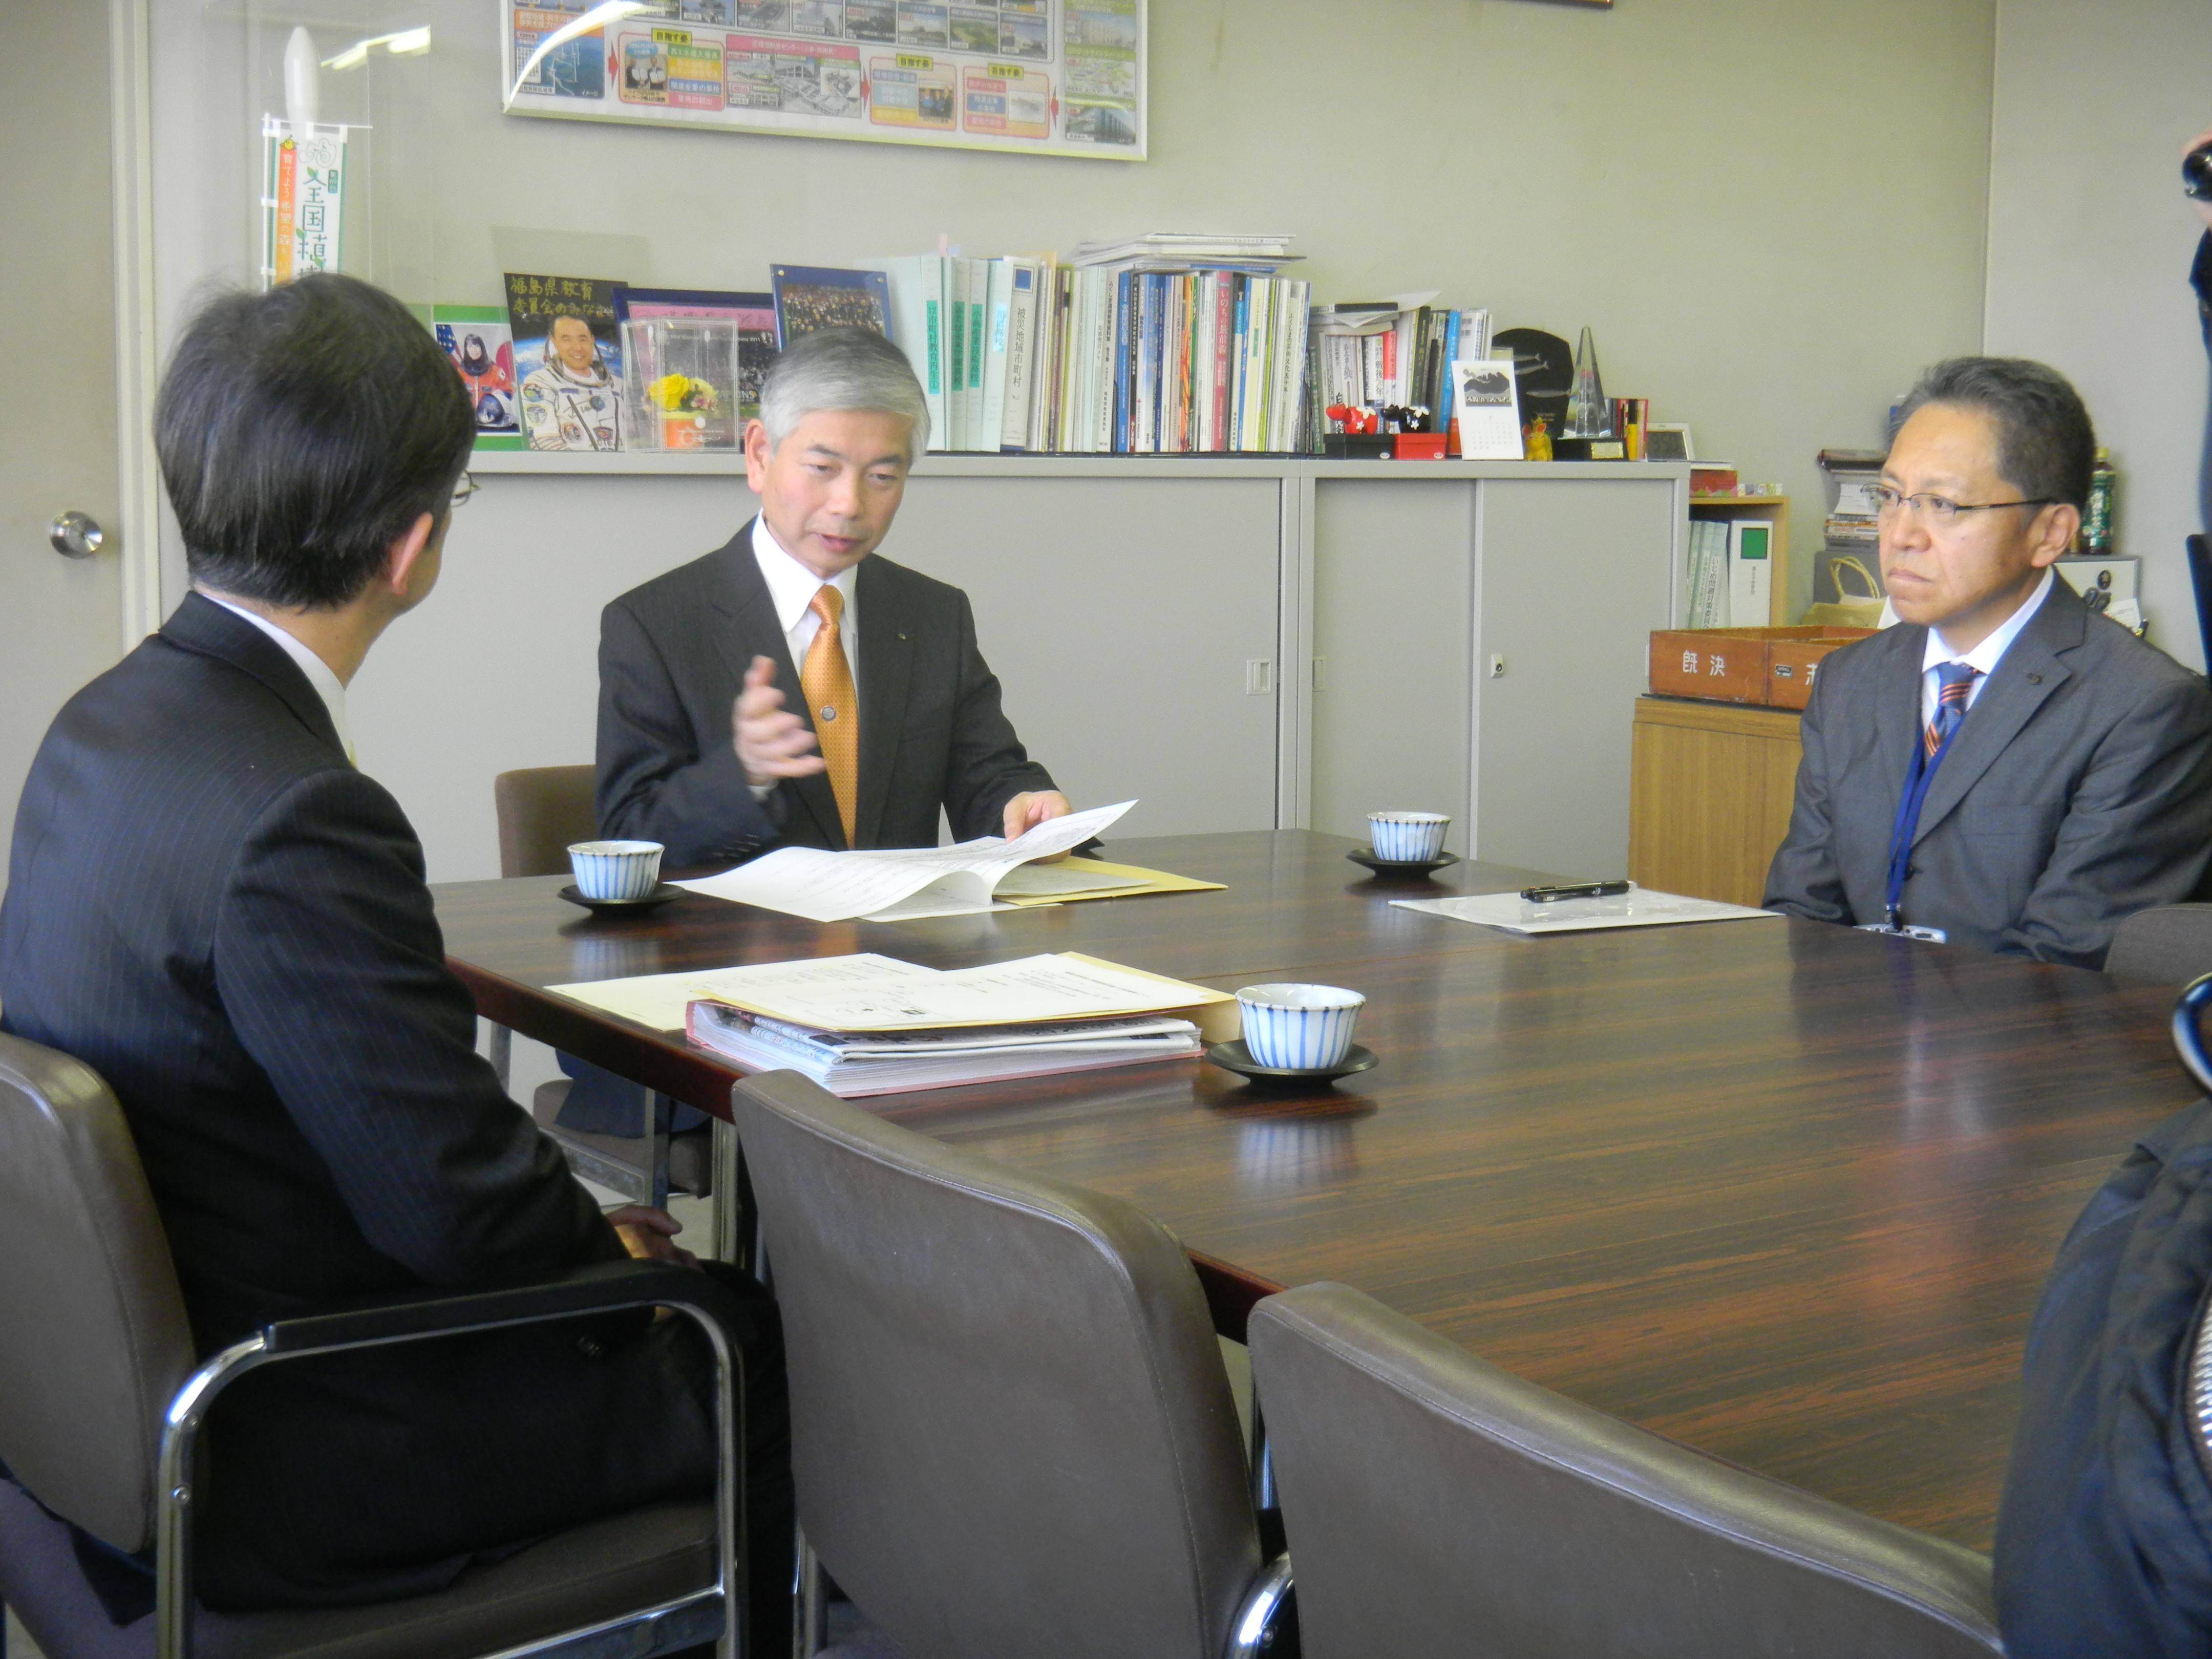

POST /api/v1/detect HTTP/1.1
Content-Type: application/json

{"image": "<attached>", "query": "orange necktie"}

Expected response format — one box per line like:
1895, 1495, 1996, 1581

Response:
802, 585, 858, 846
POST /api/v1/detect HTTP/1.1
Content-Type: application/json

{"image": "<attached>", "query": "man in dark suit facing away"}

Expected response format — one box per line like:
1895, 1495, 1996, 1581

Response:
0, 273, 786, 1645
597, 326, 1070, 867
1764, 356, 2212, 969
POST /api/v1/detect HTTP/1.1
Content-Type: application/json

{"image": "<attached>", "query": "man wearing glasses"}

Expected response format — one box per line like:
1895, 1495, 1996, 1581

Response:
1764, 356, 2212, 969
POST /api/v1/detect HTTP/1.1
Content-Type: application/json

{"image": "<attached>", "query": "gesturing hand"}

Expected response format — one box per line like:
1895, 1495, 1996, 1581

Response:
733, 654, 828, 788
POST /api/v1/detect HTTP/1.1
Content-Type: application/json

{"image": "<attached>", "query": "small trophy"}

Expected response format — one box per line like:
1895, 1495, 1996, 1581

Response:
1562, 326, 1611, 438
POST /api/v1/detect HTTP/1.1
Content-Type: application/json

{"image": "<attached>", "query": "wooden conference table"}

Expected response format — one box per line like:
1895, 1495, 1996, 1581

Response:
434, 829, 2194, 1553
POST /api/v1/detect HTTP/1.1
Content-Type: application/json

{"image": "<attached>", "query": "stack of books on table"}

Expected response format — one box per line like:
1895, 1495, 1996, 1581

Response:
679, 951, 1239, 1098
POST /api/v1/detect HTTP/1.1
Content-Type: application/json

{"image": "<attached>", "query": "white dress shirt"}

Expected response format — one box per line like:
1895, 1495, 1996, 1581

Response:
748, 516, 860, 800
202, 593, 355, 762
1918, 568, 2054, 725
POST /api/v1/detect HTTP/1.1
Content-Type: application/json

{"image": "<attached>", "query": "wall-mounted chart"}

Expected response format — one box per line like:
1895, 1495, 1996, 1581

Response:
503, 0, 1145, 160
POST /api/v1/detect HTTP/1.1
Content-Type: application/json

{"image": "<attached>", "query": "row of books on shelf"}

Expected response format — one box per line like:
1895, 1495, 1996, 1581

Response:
1684, 517, 1774, 629
430, 235, 1509, 459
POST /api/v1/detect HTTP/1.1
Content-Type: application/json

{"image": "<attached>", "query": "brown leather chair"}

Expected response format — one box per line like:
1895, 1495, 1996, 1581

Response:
2105, 902, 2212, 986
491, 764, 709, 1205
0, 1032, 751, 1659
729, 1071, 1292, 1659
1248, 1280, 2003, 1658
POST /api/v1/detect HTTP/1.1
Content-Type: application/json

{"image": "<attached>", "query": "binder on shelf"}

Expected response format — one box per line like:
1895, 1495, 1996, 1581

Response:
1728, 519, 1773, 628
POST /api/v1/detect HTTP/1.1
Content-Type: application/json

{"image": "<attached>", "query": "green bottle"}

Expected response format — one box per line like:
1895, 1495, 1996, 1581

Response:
2085, 448, 2116, 554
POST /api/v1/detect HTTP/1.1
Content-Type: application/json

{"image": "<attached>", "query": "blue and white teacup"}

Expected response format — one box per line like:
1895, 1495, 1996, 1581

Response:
567, 840, 664, 901
1237, 983, 1366, 1070
1368, 811, 1451, 863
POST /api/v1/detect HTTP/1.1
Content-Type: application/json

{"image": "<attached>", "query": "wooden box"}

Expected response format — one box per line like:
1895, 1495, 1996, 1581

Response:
1766, 630, 1871, 709
1649, 626, 1874, 707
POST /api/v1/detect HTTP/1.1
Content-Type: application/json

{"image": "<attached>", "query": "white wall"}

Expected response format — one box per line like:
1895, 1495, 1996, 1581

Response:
1984, 0, 2209, 667
141, 0, 2002, 878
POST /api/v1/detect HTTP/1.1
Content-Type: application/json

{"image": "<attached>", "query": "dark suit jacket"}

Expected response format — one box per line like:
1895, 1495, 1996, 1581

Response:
597, 520, 1057, 864
0, 595, 715, 1608
1763, 579, 2212, 969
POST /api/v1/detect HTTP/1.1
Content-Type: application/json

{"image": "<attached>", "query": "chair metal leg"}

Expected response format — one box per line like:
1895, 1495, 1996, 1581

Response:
643, 1083, 672, 1210
1225, 1555, 1294, 1658
791, 1527, 829, 1657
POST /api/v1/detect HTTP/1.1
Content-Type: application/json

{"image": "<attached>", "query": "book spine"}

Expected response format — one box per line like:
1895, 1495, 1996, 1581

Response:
1240, 279, 1272, 451
963, 263, 985, 451
1228, 278, 1249, 451
1090, 268, 1117, 452
1002, 260, 1035, 451
945, 259, 968, 450
1047, 263, 1071, 452
981, 258, 1011, 453
1210, 274, 1235, 452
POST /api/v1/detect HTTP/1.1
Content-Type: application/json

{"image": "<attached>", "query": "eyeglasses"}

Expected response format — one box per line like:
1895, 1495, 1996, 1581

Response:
1873, 485, 2055, 526
451, 471, 478, 508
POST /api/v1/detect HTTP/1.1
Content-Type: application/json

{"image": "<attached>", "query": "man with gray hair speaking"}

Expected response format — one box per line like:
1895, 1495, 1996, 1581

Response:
1764, 355, 2212, 969
597, 326, 1070, 865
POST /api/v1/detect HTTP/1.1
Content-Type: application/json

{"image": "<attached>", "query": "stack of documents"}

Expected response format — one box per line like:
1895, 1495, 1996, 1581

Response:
552, 950, 1238, 1098
676, 801, 1166, 922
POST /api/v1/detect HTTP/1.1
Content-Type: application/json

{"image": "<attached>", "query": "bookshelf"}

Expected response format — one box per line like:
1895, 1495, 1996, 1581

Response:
1689, 494, 1792, 626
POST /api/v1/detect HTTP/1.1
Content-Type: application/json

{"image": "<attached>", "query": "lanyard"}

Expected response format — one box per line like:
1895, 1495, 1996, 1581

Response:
1883, 715, 1966, 930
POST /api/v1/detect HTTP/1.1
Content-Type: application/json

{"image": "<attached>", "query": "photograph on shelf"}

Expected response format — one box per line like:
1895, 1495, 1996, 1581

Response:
505, 273, 627, 452
431, 305, 521, 451
771, 264, 895, 349
1645, 422, 1693, 461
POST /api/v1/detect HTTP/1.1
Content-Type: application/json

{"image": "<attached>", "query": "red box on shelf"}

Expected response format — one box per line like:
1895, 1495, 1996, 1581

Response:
1394, 432, 1448, 460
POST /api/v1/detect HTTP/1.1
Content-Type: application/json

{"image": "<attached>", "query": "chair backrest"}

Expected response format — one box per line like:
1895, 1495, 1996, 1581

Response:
1248, 1281, 2003, 1659
731, 1071, 1260, 1659
0, 1035, 195, 1555
493, 764, 599, 879
2105, 903, 2212, 985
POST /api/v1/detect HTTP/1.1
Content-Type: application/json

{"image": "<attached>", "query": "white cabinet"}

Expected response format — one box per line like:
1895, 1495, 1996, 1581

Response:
366, 451, 1687, 882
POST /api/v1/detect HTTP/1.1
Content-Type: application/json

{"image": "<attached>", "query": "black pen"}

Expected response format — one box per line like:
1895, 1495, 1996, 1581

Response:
1519, 880, 1632, 903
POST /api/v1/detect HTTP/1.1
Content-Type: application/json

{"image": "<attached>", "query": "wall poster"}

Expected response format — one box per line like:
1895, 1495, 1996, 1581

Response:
503, 0, 1145, 161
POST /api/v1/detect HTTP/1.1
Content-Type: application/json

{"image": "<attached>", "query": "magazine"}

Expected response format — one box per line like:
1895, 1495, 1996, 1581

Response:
504, 273, 626, 452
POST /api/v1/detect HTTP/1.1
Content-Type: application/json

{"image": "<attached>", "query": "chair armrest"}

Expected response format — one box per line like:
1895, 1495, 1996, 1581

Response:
257, 1259, 761, 1357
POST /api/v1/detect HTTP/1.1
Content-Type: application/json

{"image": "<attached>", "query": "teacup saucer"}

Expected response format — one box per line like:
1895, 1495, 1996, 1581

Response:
1205, 1040, 1379, 1085
1347, 847, 1460, 876
558, 882, 685, 913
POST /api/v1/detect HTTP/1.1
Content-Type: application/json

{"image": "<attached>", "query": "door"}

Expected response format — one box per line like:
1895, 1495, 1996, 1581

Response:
0, 3, 125, 903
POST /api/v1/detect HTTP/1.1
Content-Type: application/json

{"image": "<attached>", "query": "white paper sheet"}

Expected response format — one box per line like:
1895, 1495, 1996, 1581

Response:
673, 800, 1134, 922
1392, 886, 1785, 935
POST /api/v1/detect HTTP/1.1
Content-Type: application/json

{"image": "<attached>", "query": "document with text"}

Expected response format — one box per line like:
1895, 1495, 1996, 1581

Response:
1392, 887, 1784, 934
673, 800, 1135, 922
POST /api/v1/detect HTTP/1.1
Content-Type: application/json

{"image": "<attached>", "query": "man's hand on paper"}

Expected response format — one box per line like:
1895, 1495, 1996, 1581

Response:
733, 655, 830, 787
1002, 790, 1073, 861
607, 1203, 698, 1267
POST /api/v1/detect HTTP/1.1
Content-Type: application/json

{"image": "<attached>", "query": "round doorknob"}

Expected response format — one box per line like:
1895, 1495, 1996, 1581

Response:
49, 512, 106, 560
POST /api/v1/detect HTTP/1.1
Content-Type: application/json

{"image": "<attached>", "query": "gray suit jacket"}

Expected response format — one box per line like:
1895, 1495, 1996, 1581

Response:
1763, 579, 2212, 968
597, 521, 1056, 865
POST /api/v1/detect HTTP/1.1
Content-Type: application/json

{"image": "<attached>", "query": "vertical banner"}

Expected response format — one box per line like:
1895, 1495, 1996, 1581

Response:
260, 118, 349, 287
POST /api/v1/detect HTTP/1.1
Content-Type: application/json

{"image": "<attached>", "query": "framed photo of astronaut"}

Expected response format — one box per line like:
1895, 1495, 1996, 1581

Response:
431, 305, 521, 451
504, 273, 627, 453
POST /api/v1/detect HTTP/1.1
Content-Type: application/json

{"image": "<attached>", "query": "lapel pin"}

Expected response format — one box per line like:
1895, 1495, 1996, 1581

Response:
2026, 673, 2043, 684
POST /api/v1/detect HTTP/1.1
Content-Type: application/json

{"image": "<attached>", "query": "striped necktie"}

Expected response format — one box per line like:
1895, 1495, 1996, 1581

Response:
802, 584, 858, 846
1925, 662, 1979, 759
